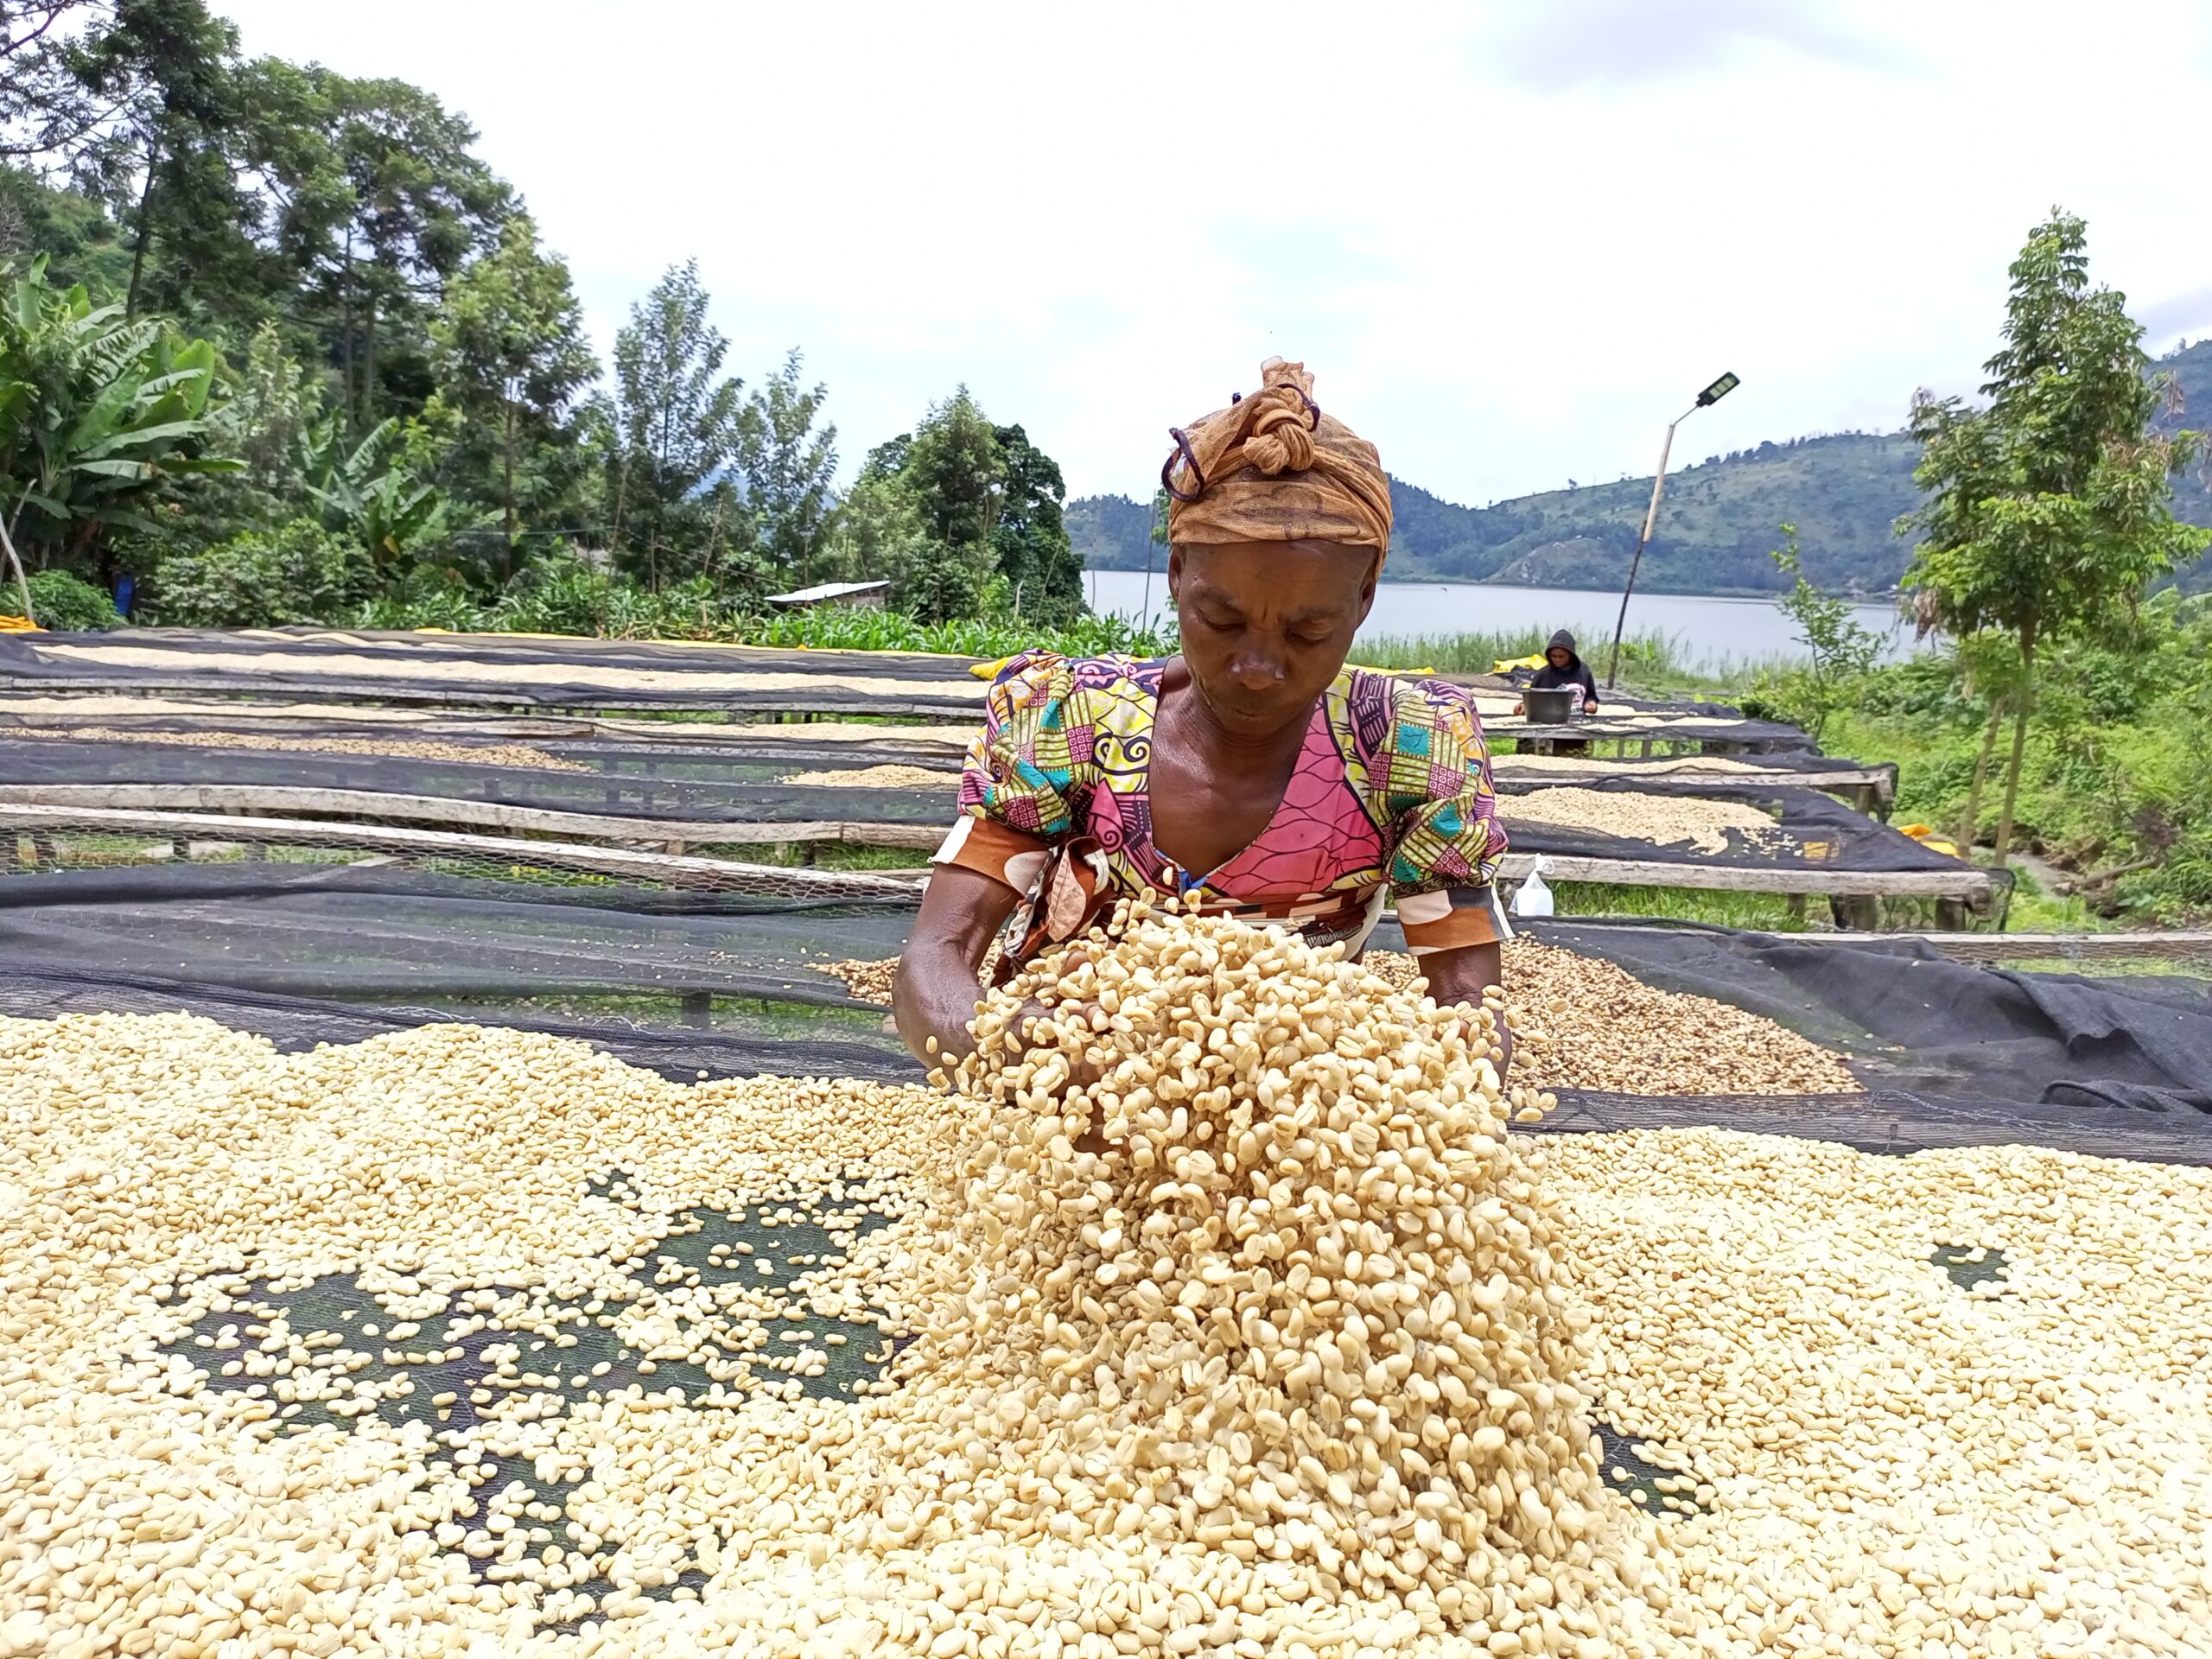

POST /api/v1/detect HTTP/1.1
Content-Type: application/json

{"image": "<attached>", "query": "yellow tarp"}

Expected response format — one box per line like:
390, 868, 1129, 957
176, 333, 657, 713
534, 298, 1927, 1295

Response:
0, 614, 41, 632
1491, 652, 1547, 675
1899, 824, 1964, 860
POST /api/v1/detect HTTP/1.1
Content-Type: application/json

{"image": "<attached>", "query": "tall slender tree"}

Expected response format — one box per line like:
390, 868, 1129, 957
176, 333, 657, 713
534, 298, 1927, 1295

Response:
607, 259, 744, 588
989, 422, 1078, 623
1902, 210, 2209, 867
429, 211, 597, 545
734, 348, 836, 587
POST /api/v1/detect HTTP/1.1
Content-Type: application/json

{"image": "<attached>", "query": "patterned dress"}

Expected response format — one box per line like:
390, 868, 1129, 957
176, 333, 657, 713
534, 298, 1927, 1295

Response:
933, 652, 1510, 962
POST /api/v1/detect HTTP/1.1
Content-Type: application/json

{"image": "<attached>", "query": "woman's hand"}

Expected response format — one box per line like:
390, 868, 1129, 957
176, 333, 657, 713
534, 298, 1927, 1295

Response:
1010, 997, 1103, 1084
1011, 998, 1115, 1152
894, 865, 1020, 1071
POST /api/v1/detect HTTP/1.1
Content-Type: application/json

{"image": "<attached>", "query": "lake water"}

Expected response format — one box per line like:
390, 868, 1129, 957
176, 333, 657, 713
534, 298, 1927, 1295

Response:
1081, 568, 1915, 669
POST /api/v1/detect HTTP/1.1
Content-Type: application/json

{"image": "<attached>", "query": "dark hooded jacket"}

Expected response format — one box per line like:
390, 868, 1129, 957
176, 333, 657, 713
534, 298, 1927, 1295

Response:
1529, 629, 1598, 701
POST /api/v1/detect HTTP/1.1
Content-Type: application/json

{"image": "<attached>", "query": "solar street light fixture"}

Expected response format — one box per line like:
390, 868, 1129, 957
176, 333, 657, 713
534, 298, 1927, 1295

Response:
1605, 371, 1742, 689
1696, 372, 1740, 408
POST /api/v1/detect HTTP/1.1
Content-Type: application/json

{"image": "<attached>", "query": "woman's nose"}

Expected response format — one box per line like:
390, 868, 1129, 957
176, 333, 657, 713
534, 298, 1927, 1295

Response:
1228, 647, 1287, 690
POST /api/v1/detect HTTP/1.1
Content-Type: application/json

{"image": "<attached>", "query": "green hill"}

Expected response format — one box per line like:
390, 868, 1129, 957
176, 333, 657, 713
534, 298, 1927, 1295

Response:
1073, 344, 2212, 596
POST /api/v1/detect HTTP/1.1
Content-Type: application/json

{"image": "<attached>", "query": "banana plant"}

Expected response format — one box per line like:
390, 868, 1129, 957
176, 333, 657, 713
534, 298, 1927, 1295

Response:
0, 255, 238, 573
302, 413, 454, 571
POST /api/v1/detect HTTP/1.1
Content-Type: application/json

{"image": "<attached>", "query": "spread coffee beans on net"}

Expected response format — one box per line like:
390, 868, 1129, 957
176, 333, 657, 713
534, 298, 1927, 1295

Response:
1497, 788, 1793, 857
3, 908, 2206, 1656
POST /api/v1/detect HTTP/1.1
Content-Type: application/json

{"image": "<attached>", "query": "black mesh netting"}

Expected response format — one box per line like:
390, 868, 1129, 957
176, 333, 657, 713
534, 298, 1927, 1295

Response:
0, 862, 913, 1007
3, 857, 2209, 1162
1529, 918, 2212, 1115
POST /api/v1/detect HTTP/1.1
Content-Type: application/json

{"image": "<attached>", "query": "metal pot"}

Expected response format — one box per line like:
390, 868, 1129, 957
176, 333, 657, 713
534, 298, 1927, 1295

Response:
1523, 686, 1577, 725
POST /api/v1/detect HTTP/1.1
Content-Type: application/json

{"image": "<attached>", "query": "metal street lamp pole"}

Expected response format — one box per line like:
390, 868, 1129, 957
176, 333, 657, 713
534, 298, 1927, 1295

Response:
1141, 494, 1158, 621
1605, 372, 1740, 690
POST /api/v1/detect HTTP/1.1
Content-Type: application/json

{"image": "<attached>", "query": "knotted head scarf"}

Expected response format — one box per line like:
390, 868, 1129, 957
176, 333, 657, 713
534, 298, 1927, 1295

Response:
1161, 359, 1393, 561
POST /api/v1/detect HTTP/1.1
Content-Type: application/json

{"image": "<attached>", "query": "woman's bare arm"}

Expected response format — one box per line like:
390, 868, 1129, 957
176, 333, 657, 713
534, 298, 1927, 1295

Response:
893, 863, 1022, 1069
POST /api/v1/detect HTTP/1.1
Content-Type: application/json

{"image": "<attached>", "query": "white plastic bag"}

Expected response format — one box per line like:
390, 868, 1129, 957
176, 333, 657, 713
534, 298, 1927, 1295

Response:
1512, 856, 1554, 918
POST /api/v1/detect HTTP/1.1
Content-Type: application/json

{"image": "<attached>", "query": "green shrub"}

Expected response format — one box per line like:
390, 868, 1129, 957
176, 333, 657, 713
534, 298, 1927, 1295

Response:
493, 555, 611, 637
149, 518, 372, 627
351, 568, 490, 632
22, 569, 120, 631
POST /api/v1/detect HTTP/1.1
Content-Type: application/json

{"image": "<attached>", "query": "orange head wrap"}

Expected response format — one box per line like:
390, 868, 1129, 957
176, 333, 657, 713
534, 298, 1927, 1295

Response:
1160, 358, 1393, 561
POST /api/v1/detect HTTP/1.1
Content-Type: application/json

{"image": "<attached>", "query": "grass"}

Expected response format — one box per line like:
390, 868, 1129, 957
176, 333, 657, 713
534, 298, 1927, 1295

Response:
1544, 883, 1810, 931
739, 842, 931, 873
1999, 871, 2115, 935
1998, 954, 2212, 979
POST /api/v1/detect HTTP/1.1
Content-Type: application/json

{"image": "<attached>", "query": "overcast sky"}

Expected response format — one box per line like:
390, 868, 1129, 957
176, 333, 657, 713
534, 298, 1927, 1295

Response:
214, 0, 2212, 506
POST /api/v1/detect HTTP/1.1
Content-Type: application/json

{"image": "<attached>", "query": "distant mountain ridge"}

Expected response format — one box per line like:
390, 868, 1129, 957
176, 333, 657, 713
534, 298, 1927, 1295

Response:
1070, 342, 2212, 597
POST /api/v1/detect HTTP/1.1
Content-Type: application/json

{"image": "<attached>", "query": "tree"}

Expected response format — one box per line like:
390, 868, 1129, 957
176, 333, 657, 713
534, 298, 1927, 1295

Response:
327, 77, 506, 429
901, 387, 1000, 549
868, 390, 1001, 622
851, 391, 1085, 623
821, 465, 922, 587
989, 421, 1079, 623
0, 2, 112, 162
64, 0, 249, 323
1759, 524, 1882, 741
301, 413, 450, 575
606, 259, 744, 589
231, 64, 509, 434
428, 211, 596, 547
1901, 210, 2210, 868
0, 251, 235, 582
734, 348, 836, 587
145, 316, 322, 550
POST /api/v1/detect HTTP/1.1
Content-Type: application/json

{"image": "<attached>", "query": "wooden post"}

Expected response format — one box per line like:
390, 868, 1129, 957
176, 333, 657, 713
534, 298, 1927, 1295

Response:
681, 991, 711, 1028
1933, 897, 1969, 932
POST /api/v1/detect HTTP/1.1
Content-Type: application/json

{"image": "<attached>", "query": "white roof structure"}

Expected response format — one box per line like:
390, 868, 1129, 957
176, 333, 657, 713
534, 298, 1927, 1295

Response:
764, 580, 892, 607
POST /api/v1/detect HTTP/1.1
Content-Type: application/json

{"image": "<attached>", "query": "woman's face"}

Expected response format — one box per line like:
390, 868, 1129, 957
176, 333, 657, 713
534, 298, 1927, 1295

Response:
1168, 539, 1377, 740
1548, 647, 1571, 669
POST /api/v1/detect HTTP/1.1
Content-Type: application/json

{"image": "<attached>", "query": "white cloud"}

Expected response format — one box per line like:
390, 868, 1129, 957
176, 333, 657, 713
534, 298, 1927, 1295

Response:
213, 0, 2212, 504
